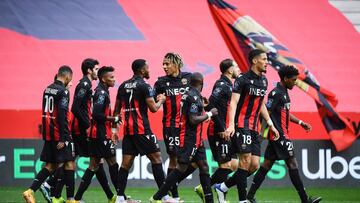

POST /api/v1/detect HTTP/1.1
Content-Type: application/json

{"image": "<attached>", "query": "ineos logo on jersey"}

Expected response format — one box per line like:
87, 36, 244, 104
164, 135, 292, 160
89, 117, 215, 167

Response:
165, 87, 189, 96
249, 87, 267, 96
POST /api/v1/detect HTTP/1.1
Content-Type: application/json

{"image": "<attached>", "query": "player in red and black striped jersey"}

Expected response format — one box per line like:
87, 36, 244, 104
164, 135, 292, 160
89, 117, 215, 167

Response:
74, 66, 120, 202
23, 66, 76, 203
153, 52, 191, 199
151, 72, 218, 203
113, 59, 166, 202
247, 65, 321, 203
214, 49, 279, 203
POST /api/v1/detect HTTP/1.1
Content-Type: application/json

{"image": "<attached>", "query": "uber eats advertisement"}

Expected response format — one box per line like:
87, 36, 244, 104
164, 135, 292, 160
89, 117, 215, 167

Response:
1, 139, 359, 187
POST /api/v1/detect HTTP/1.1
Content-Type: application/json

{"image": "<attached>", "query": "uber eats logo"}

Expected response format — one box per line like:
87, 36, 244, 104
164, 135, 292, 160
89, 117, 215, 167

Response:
302, 149, 360, 179
13, 148, 287, 180
13, 148, 90, 179
13, 147, 360, 180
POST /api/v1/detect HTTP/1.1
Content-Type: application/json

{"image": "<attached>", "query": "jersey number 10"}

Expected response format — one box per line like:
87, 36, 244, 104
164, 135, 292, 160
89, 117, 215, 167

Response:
44, 95, 54, 113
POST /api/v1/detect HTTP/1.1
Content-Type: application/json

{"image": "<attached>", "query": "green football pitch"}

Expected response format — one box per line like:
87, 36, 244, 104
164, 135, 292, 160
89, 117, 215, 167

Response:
2, 186, 359, 202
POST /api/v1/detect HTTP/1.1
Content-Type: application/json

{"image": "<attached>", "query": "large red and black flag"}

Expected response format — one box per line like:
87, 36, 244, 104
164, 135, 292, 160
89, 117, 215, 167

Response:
207, 0, 356, 151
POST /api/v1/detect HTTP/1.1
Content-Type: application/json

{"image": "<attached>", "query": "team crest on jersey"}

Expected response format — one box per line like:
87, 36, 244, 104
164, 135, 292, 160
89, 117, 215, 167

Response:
77, 88, 86, 97
190, 103, 198, 113
149, 87, 155, 97
212, 87, 221, 97
181, 78, 188, 85
97, 95, 105, 105
60, 97, 69, 107
266, 98, 273, 108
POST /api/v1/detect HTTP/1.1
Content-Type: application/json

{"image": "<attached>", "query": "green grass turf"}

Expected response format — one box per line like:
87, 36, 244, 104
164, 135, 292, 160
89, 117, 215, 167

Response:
2, 186, 359, 202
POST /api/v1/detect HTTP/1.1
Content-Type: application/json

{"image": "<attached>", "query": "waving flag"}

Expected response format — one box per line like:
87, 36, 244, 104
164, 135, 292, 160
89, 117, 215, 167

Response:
207, 0, 356, 151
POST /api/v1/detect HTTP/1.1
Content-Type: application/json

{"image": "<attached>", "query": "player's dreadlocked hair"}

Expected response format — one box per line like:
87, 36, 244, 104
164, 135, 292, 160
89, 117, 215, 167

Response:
278, 65, 299, 81
164, 52, 184, 69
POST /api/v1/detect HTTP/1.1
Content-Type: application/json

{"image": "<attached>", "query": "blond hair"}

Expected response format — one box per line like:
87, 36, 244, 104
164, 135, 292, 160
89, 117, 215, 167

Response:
164, 52, 184, 69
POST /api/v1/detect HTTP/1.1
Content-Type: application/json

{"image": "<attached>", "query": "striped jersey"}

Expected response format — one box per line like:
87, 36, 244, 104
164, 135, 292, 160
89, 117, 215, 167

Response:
233, 70, 268, 131
154, 72, 191, 128
116, 75, 154, 136
42, 80, 71, 141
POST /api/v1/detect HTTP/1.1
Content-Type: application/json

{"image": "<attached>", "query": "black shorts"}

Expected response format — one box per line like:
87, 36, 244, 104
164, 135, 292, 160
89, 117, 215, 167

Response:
73, 133, 89, 157
40, 140, 75, 163
88, 138, 116, 159
232, 128, 261, 156
177, 142, 207, 164
264, 137, 295, 160
208, 134, 236, 163
122, 134, 160, 156
163, 127, 180, 156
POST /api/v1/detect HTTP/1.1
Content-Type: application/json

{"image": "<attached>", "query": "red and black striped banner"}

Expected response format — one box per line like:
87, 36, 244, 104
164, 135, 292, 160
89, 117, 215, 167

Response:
207, 0, 356, 151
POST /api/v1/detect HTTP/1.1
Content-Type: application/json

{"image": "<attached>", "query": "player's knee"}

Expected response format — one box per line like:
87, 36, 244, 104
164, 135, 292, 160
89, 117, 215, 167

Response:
169, 156, 177, 168
262, 160, 274, 171
229, 159, 239, 171
64, 161, 76, 170
105, 156, 118, 166
177, 163, 188, 173
219, 161, 233, 170
239, 156, 251, 169
249, 162, 260, 174
191, 162, 199, 169
88, 164, 99, 171
121, 159, 134, 170
286, 159, 298, 170
199, 165, 209, 174
197, 161, 209, 173
148, 152, 163, 164
45, 163, 56, 172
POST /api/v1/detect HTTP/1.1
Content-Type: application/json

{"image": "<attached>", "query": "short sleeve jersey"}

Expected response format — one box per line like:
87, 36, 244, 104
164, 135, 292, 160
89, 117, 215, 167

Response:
233, 70, 268, 131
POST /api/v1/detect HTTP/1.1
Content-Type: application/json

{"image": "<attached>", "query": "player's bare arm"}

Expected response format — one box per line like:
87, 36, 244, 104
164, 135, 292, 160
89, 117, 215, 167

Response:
224, 92, 240, 140
261, 101, 280, 140
146, 93, 166, 112
290, 113, 312, 132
